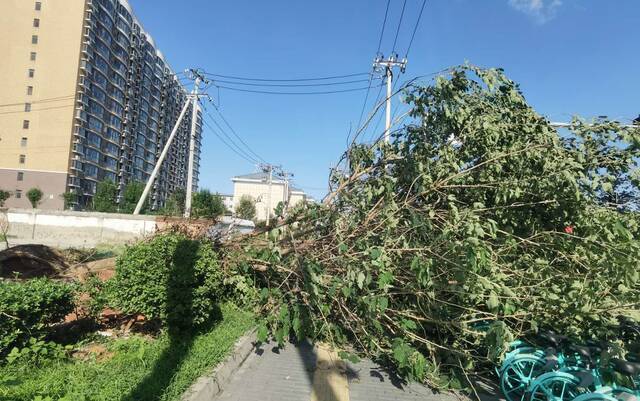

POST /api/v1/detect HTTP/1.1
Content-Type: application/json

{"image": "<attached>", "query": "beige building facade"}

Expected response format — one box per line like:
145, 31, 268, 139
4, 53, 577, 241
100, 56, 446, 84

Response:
0, 0, 200, 211
0, 0, 87, 209
231, 172, 306, 221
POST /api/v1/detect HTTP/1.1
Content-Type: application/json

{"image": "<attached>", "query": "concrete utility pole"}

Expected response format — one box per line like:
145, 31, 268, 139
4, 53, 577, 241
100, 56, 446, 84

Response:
184, 75, 202, 218
265, 164, 273, 226
373, 54, 407, 143
134, 69, 208, 216
281, 170, 293, 216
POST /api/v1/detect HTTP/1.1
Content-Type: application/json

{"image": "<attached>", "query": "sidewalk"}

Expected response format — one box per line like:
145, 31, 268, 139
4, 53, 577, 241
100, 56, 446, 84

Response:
215, 340, 494, 401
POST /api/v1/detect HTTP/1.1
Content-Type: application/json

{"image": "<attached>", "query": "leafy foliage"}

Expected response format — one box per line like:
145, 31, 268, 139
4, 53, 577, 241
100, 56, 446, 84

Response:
225, 66, 640, 389
61, 192, 77, 210
26, 188, 43, 209
274, 201, 285, 219
93, 180, 118, 213
110, 233, 224, 329
162, 188, 186, 216
0, 279, 76, 356
81, 273, 113, 318
235, 195, 256, 220
120, 181, 146, 214
6, 338, 70, 367
0, 190, 10, 207
192, 190, 226, 219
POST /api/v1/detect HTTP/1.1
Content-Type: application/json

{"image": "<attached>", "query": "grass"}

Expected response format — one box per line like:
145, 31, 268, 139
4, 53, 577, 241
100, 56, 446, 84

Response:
0, 303, 254, 401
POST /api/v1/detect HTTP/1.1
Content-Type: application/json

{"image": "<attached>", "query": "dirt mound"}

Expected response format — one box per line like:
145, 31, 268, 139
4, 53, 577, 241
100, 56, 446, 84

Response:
0, 244, 69, 279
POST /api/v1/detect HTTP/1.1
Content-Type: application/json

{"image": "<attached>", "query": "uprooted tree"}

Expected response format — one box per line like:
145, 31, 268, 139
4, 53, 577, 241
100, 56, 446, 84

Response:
223, 65, 640, 389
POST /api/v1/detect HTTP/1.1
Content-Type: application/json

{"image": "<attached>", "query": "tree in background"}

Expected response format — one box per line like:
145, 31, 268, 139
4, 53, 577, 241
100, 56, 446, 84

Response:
61, 191, 78, 210
235, 195, 256, 220
26, 188, 43, 209
0, 210, 9, 249
162, 188, 186, 216
191, 189, 226, 219
120, 181, 146, 214
0, 190, 10, 207
92, 181, 118, 213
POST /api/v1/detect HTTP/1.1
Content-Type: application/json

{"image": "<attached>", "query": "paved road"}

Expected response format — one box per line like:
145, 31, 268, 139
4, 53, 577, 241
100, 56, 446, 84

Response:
216, 340, 499, 401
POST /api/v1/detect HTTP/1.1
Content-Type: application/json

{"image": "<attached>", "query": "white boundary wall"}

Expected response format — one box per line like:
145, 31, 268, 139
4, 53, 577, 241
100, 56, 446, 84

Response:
4, 208, 157, 248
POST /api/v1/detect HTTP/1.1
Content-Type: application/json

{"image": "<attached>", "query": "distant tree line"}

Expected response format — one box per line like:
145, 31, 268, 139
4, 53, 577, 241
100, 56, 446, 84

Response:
91, 180, 229, 219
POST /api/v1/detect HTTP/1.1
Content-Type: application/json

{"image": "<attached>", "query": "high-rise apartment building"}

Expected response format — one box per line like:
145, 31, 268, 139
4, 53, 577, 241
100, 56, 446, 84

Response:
0, 0, 201, 211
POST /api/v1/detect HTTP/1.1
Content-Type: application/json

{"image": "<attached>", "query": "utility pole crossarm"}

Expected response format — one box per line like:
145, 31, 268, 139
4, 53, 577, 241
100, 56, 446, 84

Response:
373, 54, 407, 143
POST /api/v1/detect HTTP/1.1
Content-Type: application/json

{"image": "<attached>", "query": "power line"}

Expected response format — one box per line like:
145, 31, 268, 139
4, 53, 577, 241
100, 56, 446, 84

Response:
353, 0, 393, 143
206, 99, 267, 164
405, 0, 428, 58
0, 95, 75, 108
0, 103, 75, 115
207, 78, 373, 88
201, 117, 258, 165
212, 84, 382, 95
200, 103, 262, 165
392, 0, 408, 54
202, 72, 369, 82
376, 0, 391, 54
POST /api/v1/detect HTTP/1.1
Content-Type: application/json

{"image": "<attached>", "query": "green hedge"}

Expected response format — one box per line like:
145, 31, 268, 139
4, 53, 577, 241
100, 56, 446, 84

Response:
110, 233, 224, 330
0, 278, 76, 355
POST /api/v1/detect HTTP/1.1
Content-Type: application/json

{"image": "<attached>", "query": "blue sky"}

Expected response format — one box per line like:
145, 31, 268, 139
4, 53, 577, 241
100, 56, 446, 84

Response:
129, 0, 640, 199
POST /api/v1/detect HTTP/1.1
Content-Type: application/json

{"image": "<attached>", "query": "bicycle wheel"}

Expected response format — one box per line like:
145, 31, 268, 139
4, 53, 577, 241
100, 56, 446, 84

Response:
501, 354, 547, 401
573, 393, 618, 401
528, 371, 584, 401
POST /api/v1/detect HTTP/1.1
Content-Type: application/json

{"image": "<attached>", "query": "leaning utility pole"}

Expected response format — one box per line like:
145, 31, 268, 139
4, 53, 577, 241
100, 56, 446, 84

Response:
373, 54, 407, 143
134, 100, 191, 215
134, 69, 207, 216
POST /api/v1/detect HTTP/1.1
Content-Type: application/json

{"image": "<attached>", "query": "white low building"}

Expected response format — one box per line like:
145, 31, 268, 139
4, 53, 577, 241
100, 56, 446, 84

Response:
231, 172, 306, 221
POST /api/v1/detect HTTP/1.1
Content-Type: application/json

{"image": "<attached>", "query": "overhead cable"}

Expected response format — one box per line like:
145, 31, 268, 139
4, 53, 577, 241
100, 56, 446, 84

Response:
202, 72, 370, 82
392, 0, 408, 54
212, 84, 383, 96
405, 0, 428, 58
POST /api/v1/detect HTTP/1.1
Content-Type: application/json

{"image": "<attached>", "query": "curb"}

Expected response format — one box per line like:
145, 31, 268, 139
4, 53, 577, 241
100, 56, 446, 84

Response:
181, 328, 258, 401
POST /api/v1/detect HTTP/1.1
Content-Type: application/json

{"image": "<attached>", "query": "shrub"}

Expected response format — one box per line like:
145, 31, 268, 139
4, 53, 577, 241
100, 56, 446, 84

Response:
110, 233, 224, 330
0, 189, 10, 207
26, 188, 43, 209
0, 279, 76, 355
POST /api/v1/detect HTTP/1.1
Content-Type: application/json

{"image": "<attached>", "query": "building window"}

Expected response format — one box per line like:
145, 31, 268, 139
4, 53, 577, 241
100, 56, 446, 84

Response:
23, 120, 30, 129
15, 190, 22, 199
27, 86, 33, 96
32, 35, 38, 44
24, 103, 32, 112
35, 2, 42, 11
21, 137, 28, 147
30, 52, 37, 61
17, 172, 24, 181
19, 155, 26, 164
33, 18, 40, 27
28, 69, 35, 78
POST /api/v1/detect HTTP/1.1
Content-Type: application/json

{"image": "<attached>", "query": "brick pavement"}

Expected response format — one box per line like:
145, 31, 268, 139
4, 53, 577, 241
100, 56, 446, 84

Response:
215, 340, 500, 401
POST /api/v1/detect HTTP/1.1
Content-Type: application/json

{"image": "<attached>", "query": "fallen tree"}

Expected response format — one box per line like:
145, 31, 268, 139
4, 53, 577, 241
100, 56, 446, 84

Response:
223, 65, 640, 389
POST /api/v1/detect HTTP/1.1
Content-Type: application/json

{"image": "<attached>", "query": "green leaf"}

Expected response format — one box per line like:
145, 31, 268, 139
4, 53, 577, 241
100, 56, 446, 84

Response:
357, 272, 366, 289
257, 324, 269, 343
